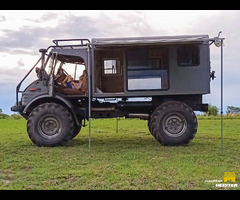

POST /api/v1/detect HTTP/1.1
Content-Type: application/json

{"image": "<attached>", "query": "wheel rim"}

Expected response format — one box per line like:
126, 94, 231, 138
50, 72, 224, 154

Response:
38, 114, 62, 139
162, 112, 187, 137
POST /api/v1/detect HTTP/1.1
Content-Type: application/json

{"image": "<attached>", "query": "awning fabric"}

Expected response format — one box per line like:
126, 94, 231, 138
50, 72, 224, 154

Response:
91, 34, 210, 46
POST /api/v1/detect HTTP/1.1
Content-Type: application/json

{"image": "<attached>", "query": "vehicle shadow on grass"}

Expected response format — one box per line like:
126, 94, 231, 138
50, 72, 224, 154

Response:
66, 130, 163, 149
66, 131, 213, 154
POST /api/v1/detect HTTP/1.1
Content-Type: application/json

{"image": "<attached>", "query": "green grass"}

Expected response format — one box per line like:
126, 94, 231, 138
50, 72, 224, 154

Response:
0, 116, 240, 190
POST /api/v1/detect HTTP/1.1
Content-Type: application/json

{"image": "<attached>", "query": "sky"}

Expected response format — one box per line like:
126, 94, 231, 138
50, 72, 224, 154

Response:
0, 10, 239, 115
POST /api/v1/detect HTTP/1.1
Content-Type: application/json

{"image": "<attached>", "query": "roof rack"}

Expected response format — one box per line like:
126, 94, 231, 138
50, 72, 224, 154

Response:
51, 38, 90, 49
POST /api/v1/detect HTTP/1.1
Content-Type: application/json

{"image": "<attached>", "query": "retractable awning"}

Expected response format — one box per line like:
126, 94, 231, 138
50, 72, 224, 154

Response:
91, 34, 211, 46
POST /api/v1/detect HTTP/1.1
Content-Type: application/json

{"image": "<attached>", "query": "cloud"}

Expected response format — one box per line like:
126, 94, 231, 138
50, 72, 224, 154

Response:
0, 14, 104, 54
85, 11, 168, 37
0, 27, 43, 52
0, 10, 170, 55
0, 11, 163, 57
0, 16, 6, 22
17, 59, 25, 67
54, 15, 104, 38
0, 67, 29, 83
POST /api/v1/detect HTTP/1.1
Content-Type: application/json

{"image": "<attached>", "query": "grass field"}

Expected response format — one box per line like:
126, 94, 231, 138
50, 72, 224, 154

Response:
0, 116, 240, 190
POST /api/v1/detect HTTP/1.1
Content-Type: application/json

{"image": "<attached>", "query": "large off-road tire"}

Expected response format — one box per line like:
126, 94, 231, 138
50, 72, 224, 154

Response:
27, 103, 75, 147
149, 101, 198, 146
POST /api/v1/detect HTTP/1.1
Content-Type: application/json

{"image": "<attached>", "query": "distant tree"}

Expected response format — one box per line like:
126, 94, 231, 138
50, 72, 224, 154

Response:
10, 114, 23, 120
205, 104, 219, 116
0, 108, 10, 119
226, 106, 240, 115
0, 113, 10, 119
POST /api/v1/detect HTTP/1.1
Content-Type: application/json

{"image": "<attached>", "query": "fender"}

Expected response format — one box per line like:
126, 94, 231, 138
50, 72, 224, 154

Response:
23, 94, 82, 126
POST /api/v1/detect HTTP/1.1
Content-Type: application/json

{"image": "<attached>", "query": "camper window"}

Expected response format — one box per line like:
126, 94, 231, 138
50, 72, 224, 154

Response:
126, 47, 168, 91
103, 59, 121, 75
177, 46, 200, 66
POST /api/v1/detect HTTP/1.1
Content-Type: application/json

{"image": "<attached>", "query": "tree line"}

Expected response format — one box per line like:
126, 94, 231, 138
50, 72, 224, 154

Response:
0, 108, 23, 119
204, 105, 240, 116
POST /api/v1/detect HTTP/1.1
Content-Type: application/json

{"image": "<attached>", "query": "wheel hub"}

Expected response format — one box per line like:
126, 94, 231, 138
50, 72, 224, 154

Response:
162, 113, 187, 137
38, 115, 62, 139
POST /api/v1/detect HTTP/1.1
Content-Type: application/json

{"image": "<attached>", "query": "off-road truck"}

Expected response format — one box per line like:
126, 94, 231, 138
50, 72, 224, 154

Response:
11, 34, 221, 147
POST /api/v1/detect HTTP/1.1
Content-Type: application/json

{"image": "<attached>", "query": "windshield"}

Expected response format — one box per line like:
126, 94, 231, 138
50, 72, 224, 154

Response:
45, 53, 58, 75
44, 53, 85, 81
